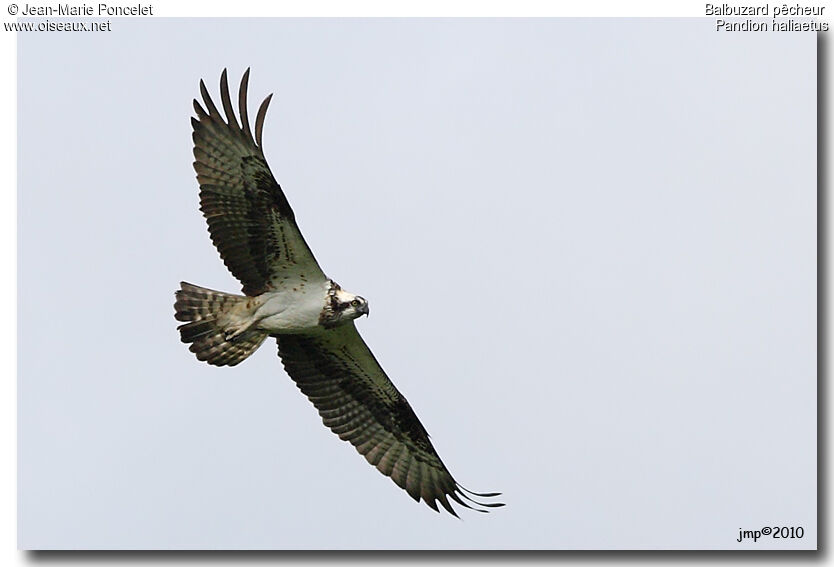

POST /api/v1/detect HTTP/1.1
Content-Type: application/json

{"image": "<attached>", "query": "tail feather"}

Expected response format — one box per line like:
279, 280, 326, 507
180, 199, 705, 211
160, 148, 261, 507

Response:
174, 282, 268, 366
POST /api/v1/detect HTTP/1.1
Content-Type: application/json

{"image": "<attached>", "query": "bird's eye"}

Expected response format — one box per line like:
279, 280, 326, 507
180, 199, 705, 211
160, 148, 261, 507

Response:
350, 299, 360, 307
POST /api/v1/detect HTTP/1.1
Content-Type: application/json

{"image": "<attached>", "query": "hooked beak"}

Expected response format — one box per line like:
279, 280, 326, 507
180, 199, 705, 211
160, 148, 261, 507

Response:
360, 303, 370, 317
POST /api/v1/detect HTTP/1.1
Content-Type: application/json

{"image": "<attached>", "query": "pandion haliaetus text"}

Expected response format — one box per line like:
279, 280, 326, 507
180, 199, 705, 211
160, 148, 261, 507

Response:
174, 69, 503, 516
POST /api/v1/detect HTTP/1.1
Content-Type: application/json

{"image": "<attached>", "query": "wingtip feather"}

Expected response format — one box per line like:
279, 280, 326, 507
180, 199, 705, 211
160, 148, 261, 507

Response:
239, 68, 253, 139
199, 77, 222, 120
219, 68, 240, 132
192, 99, 207, 119
255, 93, 273, 149
436, 494, 459, 518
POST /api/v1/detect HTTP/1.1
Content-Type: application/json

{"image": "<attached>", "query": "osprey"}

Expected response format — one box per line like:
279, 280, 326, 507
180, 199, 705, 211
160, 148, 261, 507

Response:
174, 69, 503, 516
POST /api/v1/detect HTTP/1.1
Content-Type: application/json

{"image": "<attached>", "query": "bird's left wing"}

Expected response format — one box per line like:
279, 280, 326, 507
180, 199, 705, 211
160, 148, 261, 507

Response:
276, 323, 503, 516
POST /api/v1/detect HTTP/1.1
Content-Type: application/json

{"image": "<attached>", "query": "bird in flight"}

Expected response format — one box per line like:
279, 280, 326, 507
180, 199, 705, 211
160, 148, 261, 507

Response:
174, 69, 503, 516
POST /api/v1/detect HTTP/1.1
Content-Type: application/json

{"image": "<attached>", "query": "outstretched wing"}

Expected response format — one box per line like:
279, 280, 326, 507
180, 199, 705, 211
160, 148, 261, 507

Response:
191, 69, 326, 296
276, 324, 504, 516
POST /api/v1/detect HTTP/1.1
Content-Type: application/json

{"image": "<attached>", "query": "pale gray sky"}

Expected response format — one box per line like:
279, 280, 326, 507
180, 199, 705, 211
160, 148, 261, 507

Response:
19, 19, 816, 549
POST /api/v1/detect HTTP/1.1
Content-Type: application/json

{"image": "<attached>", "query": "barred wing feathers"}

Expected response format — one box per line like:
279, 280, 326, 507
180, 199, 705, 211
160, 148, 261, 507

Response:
277, 324, 504, 516
191, 69, 326, 296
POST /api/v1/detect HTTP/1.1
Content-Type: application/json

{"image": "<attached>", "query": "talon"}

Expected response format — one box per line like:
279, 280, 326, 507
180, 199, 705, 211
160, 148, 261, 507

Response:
225, 323, 250, 342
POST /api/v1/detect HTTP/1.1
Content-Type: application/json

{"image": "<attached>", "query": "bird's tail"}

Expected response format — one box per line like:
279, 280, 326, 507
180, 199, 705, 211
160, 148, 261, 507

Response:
174, 282, 268, 366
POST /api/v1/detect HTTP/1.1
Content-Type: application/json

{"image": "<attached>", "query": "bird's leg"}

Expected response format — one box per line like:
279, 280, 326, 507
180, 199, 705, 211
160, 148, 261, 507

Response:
224, 320, 255, 341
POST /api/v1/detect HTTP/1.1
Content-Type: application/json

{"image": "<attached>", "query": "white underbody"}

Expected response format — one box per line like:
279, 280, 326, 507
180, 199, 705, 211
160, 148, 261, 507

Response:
250, 280, 332, 334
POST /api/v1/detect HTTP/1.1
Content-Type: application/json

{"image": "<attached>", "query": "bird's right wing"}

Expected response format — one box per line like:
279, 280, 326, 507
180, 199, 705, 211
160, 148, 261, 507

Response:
276, 323, 504, 516
191, 69, 327, 296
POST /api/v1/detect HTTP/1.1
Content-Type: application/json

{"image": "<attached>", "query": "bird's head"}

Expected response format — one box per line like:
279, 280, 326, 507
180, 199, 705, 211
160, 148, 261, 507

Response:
320, 281, 369, 328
